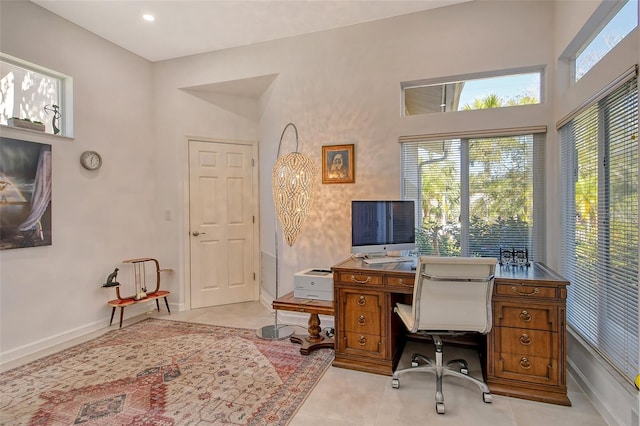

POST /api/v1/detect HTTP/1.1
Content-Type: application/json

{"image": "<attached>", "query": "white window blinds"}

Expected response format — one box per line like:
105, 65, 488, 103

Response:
400, 130, 545, 260
559, 74, 638, 382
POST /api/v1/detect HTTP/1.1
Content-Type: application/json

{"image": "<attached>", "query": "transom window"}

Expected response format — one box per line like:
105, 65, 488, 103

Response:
402, 69, 542, 116
573, 0, 638, 82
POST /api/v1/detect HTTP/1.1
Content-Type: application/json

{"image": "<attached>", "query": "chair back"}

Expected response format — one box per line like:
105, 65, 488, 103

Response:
411, 256, 497, 334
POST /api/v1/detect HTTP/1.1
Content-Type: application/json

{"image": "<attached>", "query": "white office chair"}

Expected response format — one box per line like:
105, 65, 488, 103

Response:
391, 255, 497, 414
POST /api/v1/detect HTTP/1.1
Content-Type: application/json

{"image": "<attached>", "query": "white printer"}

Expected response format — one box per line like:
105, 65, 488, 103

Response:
294, 268, 333, 301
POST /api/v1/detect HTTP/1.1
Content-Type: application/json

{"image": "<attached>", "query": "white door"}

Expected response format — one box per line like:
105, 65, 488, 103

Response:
189, 140, 256, 308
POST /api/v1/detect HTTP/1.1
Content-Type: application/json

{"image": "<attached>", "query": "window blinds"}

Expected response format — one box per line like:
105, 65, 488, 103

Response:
400, 130, 545, 260
559, 75, 638, 382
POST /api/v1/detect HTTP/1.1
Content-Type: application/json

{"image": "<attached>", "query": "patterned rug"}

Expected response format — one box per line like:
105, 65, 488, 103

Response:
0, 319, 334, 425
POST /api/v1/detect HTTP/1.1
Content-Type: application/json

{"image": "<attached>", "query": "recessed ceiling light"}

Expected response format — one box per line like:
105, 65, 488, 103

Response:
142, 14, 155, 22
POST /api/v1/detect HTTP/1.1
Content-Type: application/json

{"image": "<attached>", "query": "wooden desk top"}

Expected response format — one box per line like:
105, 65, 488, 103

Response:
332, 257, 568, 286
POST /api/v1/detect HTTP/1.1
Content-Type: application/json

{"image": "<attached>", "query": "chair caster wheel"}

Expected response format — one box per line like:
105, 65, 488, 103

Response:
391, 378, 399, 389
436, 402, 445, 414
483, 392, 492, 403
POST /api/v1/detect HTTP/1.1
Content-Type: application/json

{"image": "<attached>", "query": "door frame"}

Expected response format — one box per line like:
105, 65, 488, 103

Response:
182, 136, 260, 310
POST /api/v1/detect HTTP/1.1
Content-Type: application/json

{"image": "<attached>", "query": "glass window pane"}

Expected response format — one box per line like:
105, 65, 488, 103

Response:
560, 76, 638, 382
402, 133, 538, 259
468, 135, 534, 258
575, 0, 638, 81
403, 71, 541, 116
0, 59, 64, 135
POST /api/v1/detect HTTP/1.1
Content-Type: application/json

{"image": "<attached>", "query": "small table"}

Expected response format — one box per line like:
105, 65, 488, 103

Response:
272, 292, 335, 355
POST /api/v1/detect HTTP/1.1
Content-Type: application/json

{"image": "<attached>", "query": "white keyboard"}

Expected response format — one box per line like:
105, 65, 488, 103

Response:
363, 256, 414, 265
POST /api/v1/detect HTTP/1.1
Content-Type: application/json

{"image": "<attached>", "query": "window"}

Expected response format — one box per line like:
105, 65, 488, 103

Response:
559, 73, 638, 382
573, 0, 638, 82
402, 69, 542, 116
0, 54, 71, 136
401, 129, 545, 260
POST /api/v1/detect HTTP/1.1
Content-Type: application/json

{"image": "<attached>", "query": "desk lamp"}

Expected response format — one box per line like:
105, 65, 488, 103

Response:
257, 123, 316, 340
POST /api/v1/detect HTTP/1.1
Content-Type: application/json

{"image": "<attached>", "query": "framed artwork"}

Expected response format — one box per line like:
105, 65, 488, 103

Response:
322, 144, 355, 184
0, 137, 52, 250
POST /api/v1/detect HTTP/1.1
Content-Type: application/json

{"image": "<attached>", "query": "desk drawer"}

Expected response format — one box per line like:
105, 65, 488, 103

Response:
338, 273, 383, 286
494, 303, 557, 332
496, 353, 559, 385
342, 292, 382, 313
386, 276, 414, 289
344, 310, 381, 335
343, 331, 385, 357
496, 328, 555, 357
495, 282, 558, 299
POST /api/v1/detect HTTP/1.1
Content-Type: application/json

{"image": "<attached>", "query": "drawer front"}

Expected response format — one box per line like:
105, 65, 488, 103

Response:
495, 282, 558, 299
496, 327, 555, 357
386, 276, 414, 289
494, 303, 557, 331
344, 309, 381, 335
495, 353, 559, 385
343, 292, 381, 313
343, 331, 385, 357
338, 272, 383, 286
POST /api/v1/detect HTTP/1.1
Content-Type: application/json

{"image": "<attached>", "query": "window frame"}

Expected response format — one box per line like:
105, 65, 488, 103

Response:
401, 66, 545, 116
569, 0, 638, 83
0, 53, 73, 138
400, 127, 546, 261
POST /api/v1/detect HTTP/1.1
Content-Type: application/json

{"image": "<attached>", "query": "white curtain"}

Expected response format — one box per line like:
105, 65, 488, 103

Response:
18, 145, 51, 233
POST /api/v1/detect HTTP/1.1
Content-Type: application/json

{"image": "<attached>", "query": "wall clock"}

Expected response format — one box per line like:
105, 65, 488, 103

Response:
80, 150, 102, 170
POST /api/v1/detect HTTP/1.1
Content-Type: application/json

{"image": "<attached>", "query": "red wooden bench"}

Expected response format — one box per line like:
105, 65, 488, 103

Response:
105, 258, 171, 328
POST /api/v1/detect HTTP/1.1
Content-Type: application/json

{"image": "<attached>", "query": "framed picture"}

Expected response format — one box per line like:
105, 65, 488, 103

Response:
0, 137, 52, 250
322, 144, 355, 184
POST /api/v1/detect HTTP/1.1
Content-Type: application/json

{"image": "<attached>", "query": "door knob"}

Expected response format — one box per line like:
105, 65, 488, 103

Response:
192, 231, 206, 236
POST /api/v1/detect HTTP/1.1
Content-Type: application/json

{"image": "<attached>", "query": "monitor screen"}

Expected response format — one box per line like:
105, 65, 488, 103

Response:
351, 200, 416, 255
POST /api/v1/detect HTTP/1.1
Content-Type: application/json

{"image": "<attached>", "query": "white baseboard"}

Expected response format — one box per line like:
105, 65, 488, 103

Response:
567, 328, 638, 426
0, 300, 179, 370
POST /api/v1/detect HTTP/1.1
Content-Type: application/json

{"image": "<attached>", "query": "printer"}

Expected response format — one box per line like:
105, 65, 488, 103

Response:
294, 268, 333, 301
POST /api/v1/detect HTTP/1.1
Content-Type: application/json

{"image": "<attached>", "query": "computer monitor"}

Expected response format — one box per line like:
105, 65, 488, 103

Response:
351, 200, 416, 256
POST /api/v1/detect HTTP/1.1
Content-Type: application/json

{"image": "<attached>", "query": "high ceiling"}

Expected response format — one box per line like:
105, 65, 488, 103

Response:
32, 0, 469, 62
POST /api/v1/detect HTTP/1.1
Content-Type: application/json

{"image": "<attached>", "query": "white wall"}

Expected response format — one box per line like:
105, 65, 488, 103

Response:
153, 1, 556, 306
0, 1, 158, 360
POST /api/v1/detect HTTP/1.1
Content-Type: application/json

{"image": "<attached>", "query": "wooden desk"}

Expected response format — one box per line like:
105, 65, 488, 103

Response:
331, 257, 570, 406
272, 292, 335, 355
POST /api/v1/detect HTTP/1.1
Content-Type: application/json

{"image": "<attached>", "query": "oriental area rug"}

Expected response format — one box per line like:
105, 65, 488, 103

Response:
0, 319, 334, 425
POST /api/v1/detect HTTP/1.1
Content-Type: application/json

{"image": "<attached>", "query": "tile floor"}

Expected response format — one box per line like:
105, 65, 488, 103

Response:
5, 301, 609, 426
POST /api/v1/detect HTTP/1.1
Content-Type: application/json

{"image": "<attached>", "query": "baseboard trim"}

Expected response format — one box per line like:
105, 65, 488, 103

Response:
0, 300, 179, 370
567, 328, 638, 426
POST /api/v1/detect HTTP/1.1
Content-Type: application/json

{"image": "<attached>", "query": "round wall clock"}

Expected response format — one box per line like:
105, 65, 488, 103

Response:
80, 150, 102, 170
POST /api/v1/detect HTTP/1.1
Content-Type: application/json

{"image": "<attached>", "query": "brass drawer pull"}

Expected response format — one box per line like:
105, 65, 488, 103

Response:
358, 315, 366, 326
358, 336, 367, 346
519, 310, 532, 322
519, 334, 531, 346
512, 286, 540, 296
519, 357, 532, 370
356, 295, 366, 306
351, 275, 372, 284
